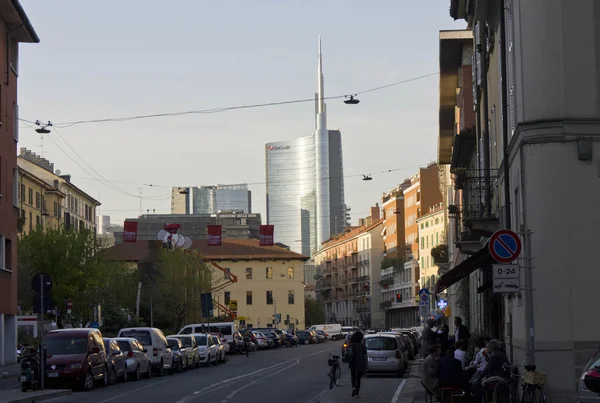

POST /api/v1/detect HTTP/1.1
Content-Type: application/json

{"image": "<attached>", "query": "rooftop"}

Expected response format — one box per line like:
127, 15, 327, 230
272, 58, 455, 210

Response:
107, 238, 309, 262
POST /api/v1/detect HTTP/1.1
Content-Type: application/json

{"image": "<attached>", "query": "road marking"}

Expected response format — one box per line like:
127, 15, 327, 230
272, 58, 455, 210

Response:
225, 380, 258, 399
306, 387, 330, 403
308, 348, 332, 356
97, 379, 169, 403
391, 379, 407, 403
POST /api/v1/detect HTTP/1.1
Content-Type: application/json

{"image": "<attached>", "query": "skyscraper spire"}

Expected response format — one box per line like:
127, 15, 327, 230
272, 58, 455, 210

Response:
317, 33, 325, 114
315, 34, 330, 248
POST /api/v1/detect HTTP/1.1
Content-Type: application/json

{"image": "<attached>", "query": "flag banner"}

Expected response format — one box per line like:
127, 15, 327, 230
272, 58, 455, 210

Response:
207, 225, 222, 246
123, 221, 138, 242
259, 225, 274, 246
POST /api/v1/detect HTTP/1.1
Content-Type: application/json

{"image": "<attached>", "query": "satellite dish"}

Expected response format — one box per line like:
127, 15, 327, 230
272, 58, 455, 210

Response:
55, 169, 62, 175
156, 229, 169, 242
182, 237, 193, 249
175, 234, 186, 247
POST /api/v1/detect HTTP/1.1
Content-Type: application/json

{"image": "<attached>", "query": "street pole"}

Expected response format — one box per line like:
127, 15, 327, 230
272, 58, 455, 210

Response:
274, 299, 277, 328
524, 229, 536, 365
39, 275, 45, 390
150, 299, 153, 328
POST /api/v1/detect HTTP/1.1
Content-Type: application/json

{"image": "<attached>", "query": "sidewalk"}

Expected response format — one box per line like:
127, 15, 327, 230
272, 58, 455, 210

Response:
0, 388, 72, 403
0, 364, 21, 391
318, 359, 425, 403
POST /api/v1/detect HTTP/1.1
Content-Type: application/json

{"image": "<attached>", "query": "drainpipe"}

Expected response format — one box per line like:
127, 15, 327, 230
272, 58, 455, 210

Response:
499, 0, 512, 229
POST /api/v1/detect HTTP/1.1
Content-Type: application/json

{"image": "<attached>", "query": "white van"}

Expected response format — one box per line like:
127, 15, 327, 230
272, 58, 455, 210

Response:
117, 327, 174, 376
308, 324, 343, 340
178, 322, 237, 350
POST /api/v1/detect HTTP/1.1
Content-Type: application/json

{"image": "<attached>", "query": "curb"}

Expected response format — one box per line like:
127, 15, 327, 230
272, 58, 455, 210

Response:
6, 389, 72, 403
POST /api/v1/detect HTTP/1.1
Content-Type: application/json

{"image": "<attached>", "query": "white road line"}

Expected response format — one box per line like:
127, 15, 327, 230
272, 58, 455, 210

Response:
97, 379, 169, 403
306, 387, 331, 403
225, 380, 258, 399
308, 348, 332, 356
391, 379, 407, 403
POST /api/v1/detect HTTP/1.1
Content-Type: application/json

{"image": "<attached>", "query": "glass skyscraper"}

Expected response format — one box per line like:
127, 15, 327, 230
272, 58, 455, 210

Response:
265, 36, 346, 256
171, 184, 251, 214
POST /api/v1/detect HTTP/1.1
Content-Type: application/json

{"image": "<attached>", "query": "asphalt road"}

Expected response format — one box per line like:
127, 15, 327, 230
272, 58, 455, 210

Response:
44, 341, 341, 403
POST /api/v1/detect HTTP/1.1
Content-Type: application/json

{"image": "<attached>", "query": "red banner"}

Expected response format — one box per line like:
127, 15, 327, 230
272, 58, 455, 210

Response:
207, 225, 222, 246
259, 225, 274, 246
123, 221, 138, 243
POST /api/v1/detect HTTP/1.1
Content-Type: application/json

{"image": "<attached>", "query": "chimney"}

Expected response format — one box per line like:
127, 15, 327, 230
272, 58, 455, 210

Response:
371, 203, 380, 223
358, 218, 365, 227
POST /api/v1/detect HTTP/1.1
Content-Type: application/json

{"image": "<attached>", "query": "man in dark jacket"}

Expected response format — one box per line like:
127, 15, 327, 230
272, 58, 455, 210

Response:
347, 331, 368, 398
438, 349, 466, 389
453, 317, 470, 344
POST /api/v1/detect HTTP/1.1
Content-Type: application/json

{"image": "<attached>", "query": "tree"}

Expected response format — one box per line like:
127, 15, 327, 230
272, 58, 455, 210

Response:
304, 297, 325, 327
431, 244, 449, 265
381, 256, 405, 271
18, 227, 136, 330
139, 249, 213, 333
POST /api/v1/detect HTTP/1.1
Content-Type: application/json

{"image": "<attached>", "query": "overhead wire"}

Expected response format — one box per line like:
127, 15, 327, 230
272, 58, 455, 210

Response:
20, 72, 439, 128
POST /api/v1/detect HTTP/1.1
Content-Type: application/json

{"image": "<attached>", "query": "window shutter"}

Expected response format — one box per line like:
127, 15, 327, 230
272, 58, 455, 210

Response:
506, 2, 517, 136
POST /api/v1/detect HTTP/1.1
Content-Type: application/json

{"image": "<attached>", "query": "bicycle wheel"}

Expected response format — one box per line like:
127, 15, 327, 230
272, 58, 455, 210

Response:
523, 385, 546, 403
335, 366, 341, 385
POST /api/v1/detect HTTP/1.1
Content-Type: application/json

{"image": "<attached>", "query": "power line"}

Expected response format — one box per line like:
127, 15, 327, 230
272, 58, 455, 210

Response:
25, 72, 438, 128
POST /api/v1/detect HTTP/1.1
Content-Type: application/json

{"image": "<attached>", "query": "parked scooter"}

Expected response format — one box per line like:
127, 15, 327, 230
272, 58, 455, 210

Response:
19, 349, 40, 392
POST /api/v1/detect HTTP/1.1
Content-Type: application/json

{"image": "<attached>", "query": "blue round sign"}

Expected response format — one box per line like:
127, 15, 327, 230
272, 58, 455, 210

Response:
489, 229, 522, 263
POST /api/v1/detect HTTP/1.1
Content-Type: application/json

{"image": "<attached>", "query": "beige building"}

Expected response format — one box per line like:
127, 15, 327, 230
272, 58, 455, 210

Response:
18, 149, 100, 232
417, 206, 445, 312
110, 238, 309, 330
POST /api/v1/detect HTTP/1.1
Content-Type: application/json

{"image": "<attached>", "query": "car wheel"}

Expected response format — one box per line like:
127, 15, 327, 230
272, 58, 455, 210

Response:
82, 371, 95, 391
156, 359, 164, 377
108, 366, 117, 385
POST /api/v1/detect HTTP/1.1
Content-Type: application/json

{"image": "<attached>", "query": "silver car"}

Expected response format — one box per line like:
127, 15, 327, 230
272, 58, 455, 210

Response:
578, 349, 600, 402
364, 333, 406, 377
113, 337, 152, 381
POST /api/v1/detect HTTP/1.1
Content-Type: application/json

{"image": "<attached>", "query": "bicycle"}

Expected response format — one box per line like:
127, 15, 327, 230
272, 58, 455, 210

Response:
491, 363, 547, 403
328, 354, 341, 389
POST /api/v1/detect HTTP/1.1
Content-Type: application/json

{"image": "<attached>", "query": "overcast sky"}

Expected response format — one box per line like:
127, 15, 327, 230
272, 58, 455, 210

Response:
17, 0, 465, 226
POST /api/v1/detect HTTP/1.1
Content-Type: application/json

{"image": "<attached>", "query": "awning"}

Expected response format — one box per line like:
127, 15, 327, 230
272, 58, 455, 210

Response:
434, 243, 493, 295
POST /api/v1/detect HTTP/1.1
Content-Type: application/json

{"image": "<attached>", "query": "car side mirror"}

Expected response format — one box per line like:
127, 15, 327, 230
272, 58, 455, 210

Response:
91, 347, 100, 354
143, 348, 148, 353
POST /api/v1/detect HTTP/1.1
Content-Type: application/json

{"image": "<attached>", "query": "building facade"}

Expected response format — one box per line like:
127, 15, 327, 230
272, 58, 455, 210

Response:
18, 149, 101, 233
171, 184, 252, 215
17, 167, 65, 234
417, 206, 445, 313
381, 185, 407, 260
0, 0, 39, 366
116, 212, 262, 243
437, 1, 600, 400
109, 238, 308, 330
313, 206, 383, 329
265, 37, 346, 256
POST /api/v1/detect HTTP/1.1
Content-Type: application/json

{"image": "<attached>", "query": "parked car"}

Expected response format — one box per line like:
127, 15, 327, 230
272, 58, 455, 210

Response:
263, 331, 282, 348
578, 347, 600, 402
117, 327, 174, 376
44, 328, 108, 391
308, 324, 343, 340
103, 338, 128, 384
315, 330, 328, 342
296, 330, 316, 345
191, 333, 218, 366
210, 334, 227, 363
113, 337, 152, 381
209, 333, 230, 354
166, 338, 188, 373
364, 333, 407, 377
168, 334, 200, 370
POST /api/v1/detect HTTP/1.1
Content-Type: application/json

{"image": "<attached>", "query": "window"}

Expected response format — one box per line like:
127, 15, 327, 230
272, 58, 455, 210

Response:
435, 218, 439, 225
28, 188, 33, 205
420, 223, 424, 230
425, 221, 429, 228
35, 192, 40, 209
421, 237, 424, 249
421, 257, 424, 269
436, 232, 439, 245
36, 215, 40, 226
287, 267, 294, 279
266, 291, 273, 305
246, 267, 252, 280
288, 290, 295, 304
54, 201, 58, 217
29, 211, 32, 232
224, 291, 230, 306
20, 183, 25, 202
246, 291, 253, 305
266, 267, 273, 279
224, 268, 230, 280
0, 235, 5, 271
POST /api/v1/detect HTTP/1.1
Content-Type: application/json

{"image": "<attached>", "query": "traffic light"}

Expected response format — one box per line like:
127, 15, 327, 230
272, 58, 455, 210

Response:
396, 293, 402, 303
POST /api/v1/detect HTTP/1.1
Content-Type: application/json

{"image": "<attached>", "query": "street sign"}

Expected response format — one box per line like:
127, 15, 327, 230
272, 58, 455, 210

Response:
228, 300, 238, 311
31, 273, 53, 295
200, 293, 213, 318
418, 288, 430, 295
89, 321, 100, 329
418, 288, 429, 305
419, 304, 429, 317
489, 229, 522, 263
66, 299, 72, 314
437, 298, 448, 310
33, 294, 52, 314
493, 278, 520, 293
275, 313, 281, 324
493, 264, 520, 279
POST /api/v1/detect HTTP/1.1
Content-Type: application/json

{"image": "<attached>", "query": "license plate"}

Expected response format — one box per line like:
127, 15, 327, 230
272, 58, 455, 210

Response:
372, 357, 387, 361
48, 372, 59, 378
20, 376, 27, 382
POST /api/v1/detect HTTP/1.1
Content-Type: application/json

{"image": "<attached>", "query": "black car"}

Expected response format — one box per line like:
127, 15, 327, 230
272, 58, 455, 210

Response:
263, 331, 282, 348
103, 338, 128, 385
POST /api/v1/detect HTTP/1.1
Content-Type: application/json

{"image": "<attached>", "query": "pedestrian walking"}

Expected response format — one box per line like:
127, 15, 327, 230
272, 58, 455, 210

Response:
347, 330, 368, 398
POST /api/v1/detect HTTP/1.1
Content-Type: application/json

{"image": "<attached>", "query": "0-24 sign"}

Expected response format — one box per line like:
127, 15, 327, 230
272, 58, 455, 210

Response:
493, 264, 520, 279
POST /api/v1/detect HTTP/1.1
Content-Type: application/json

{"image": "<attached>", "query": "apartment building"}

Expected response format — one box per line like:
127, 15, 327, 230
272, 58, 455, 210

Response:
0, 0, 39, 366
314, 206, 384, 329
417, 205, 445, 313
109, 238, 308, 330
18, 149, 101, 233
17, 167, 65, 234
438, 1, 600, 400
381, 185, 407, 260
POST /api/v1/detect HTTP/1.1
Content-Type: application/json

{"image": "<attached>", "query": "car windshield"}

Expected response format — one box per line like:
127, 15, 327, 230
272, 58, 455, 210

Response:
194, 335, 207, 346
116, 341, 131, 352
121, 331, 152, 346
45, 336, 88, 355
167, 339, 180, 350
297, 331, 309, 336
175, 336, 192, 348
584, 351, 600, 372
365, 337, 397, 351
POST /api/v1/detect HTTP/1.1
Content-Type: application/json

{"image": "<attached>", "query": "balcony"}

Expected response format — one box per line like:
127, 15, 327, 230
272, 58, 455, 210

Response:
380, 300, 392, 309
348, 275, 358, 284
358, 275, 370, 284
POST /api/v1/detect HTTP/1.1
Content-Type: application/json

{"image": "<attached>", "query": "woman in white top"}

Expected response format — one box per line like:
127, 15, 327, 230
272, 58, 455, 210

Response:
453, 340, 467, 369
467, 337, 489, 381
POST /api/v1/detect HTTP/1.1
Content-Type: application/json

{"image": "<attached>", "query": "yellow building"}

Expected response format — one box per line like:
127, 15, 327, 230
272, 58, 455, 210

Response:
417, 205, 445, 290
17, 167, 65, 234
109, 238, 310, 330
18, 148, 101, 233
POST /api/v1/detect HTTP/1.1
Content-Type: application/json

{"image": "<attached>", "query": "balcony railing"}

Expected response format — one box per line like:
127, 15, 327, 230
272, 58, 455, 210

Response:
380, 300, 392, 309
358, 275, 370, 284
455, 170, 499, 220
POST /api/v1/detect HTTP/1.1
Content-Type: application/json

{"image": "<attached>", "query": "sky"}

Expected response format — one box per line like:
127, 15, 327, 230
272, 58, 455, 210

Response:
17, 0, 465, 226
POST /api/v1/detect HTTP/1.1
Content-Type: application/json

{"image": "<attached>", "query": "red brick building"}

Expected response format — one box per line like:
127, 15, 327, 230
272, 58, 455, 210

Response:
0, 0, 38, 365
